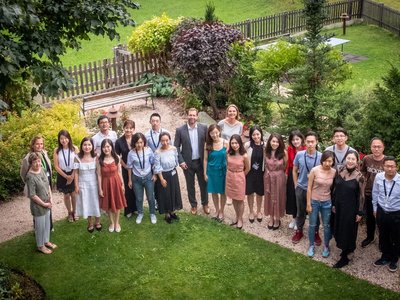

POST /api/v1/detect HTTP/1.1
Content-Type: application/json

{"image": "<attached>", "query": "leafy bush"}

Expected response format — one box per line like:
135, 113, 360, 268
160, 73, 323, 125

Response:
0, 100, 88, 200
226, 41, 272, 127
171, 21, 244, 117
128, 13, 181, 55
133, 73, 175, 98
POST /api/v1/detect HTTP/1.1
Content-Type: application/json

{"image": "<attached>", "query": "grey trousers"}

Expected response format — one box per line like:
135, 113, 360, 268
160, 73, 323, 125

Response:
34, 210, 51, 247
183, 159, 208, 207
295, 186, 320, 232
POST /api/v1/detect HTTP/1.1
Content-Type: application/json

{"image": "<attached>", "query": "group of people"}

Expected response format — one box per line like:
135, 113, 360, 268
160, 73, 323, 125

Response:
20, 105, 399, 274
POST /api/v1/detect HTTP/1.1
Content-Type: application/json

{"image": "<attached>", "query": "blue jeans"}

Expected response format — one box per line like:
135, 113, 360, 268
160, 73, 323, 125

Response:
133, 173, 155, 214
308, 199, 331, 247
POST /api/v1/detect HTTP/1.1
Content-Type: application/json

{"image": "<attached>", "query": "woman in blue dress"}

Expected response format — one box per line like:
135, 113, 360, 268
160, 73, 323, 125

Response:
203, 124, 228, 222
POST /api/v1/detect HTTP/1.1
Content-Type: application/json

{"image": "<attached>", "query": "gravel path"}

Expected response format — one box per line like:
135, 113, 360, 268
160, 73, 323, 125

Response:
0, 98, 398, 292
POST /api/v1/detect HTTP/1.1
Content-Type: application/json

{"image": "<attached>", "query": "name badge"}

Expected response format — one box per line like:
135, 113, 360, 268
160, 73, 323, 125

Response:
252, 162, 259, 170
171, 170, 176, 176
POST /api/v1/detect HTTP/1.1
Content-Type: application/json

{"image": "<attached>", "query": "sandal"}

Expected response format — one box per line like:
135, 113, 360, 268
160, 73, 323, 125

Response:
67, 213, 74, 223
45, 242, 58, 250
72, 212, 79, 221
95, 223, 102, 231
87, 225, 94, 233
38, 246, 52, 254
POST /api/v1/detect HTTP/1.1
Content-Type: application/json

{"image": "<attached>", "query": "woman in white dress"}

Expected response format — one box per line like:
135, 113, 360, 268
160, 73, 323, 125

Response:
74, 137, 101, 232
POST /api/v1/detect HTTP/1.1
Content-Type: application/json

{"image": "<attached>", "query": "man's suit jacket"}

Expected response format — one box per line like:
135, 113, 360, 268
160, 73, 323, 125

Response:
174, 122, 207, 169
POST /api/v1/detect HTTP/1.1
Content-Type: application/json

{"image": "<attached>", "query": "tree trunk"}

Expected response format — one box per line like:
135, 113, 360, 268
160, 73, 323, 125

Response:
208, 84, 219, 119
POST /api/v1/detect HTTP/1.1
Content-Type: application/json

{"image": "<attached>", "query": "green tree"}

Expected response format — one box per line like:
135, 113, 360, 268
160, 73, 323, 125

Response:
356, 65, 400, 156
280, 0, 352, 140
0, 0, 139, 103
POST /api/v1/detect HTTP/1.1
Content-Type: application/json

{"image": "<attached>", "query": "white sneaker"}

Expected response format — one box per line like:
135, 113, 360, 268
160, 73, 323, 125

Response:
289, 219, 296, 229
136, 213, 144, 224
150, 214, 157, 224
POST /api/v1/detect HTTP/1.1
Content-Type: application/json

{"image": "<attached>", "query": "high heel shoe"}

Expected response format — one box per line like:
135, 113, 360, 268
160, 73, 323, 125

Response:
273, 221, 281, 231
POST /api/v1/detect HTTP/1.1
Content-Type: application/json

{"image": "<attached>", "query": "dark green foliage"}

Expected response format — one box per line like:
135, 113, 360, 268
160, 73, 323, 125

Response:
133, 73, 175, 98
280, 0, 351, 141
355, 65, 400, 156
171, 21, 244, 117
204, 2, 219, 22
0, 0, 139, 100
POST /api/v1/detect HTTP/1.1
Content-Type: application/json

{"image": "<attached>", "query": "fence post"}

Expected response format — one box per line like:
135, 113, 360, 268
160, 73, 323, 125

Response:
347, 0, 353, 19
379, 2, 384, 27
358, 0, 364, 18
282, 12, 288, 34
246, 20, 251, 39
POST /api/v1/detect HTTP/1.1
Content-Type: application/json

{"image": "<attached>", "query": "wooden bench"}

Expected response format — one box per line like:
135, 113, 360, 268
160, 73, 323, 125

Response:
82, 83, 154, 115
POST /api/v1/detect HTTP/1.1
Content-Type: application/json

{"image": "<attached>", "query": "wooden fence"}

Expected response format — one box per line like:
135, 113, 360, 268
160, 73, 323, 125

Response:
230, 0, 363, 40
46, 50, 167, 102
361, 0, 400, 35
49, 0, 400, 103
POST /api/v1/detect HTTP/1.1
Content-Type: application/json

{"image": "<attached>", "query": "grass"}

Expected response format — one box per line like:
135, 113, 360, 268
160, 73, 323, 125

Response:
61, 0, 306, 67
324, 23, 400, 90
0, 213, 398, 299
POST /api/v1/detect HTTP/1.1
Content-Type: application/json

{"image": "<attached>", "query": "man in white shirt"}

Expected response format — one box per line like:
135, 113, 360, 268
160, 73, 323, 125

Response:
145, 113, 171, 152
92, 115, 118, 155
372, 156, 400, 273
174, 108, 209, 215
325, 127, 356, 171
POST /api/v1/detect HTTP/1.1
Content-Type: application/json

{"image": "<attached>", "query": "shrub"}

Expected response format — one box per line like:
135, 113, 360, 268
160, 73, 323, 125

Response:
127, 13, 182, 55
0, 100, 88, 201
133, 73, 175, 98
171, 21, 244, 118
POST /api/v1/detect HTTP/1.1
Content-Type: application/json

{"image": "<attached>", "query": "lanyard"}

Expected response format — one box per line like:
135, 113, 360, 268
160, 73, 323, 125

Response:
383, 180, 395, 198
150, 130, 162, 149
135, 149, 145, 170
40, 152, 47, 171
304, 151, 318, 173
333, 145, 350, 164
62, 149, 70, 168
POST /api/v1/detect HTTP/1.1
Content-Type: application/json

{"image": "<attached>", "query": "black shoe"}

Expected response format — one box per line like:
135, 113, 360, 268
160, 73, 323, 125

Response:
333, 257, 349, 269
165, 215, 172, 224
257, 217, 263, 222
272, 221, 281, 231
374, 258, 390, 267
361, 238, 374, 248
170, 213, 179, 221
249, 218, 255, 223
388, 262, 398, 272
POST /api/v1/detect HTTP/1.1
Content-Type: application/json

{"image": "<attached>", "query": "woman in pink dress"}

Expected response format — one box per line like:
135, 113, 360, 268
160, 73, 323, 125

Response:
264, 133, 287, 230
225, 134, 250, 229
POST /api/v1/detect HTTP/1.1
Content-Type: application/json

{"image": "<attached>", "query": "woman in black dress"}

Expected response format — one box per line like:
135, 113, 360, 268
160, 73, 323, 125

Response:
332, 150, 365, 268
115, 120, 137, 217
244, 126, 265, 223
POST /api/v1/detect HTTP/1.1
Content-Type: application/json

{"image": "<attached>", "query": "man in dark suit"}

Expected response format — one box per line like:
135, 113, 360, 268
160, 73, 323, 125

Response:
174, 108, 209, 215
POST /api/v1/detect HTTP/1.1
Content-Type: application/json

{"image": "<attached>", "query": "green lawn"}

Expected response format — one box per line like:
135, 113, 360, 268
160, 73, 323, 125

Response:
61, 0, 305, 67
325, 23, 400, 90
0, 214, 398, 299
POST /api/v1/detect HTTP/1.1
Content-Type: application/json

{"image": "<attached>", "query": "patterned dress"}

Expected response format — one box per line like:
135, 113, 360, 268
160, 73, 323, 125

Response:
264, 155, 287, 218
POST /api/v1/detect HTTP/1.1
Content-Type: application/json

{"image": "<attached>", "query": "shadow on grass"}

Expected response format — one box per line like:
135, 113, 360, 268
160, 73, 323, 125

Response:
0, 213, 398, 299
